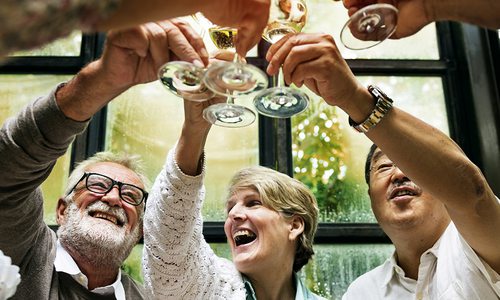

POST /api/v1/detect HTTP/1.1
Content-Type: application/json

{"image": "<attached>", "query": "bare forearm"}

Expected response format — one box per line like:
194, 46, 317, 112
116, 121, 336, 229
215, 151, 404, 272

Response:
56, 60, 128, 121
429, 0, 500, 29
175, 125, 211, 176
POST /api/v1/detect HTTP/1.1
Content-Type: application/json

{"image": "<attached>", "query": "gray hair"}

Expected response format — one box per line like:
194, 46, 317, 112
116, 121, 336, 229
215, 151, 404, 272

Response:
64, 152, 150, 218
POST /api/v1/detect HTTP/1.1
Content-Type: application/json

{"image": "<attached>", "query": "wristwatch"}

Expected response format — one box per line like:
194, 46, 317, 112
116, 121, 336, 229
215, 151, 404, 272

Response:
348, 85, 393, 133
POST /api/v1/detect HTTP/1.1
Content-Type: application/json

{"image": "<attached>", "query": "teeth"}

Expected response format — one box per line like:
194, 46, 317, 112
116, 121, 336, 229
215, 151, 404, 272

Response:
233, 230, 256, 246
395, 190, 414, 197
93, 212, 118, 225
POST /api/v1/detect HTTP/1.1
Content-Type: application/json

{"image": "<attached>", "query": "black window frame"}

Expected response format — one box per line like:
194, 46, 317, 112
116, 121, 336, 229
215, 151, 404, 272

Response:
3, 23, 499, 246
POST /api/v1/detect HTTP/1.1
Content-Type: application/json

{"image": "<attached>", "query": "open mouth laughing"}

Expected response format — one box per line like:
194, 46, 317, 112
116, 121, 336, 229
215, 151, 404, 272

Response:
389, 183, 421, 201
233, 229, 257, 246
88, 210, 125, 226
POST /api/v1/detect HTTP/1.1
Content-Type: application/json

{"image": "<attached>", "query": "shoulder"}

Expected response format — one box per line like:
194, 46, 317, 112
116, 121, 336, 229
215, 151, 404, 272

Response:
342, 262, 389, 299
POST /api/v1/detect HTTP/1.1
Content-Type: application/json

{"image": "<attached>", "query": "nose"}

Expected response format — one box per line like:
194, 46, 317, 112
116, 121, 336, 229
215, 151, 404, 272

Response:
100, 185, 122, 207
390, 166, 410, 183
227, 204, 246, 221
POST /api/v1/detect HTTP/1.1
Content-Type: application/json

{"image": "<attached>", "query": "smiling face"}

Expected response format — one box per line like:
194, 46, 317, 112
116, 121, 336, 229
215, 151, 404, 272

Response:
56, 162, 144, 268
224, 188, 300, 276
367, 148, 450, 233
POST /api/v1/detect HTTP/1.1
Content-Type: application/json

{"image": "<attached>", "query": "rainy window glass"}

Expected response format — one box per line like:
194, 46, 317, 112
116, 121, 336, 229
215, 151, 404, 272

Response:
105, 81, 259, 220
121, 243, 395, 299
0, 75, 73, 225
9, 31, 82, 57
292, 76, 448, 223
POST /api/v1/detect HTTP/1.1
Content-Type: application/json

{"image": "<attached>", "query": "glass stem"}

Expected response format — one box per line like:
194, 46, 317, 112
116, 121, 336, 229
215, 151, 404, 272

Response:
277, 67, 285, 88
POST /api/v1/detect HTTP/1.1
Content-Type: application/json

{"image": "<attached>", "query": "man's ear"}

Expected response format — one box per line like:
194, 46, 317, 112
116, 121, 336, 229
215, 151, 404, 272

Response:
288, 215, 305, 241
56, 198, 68, 225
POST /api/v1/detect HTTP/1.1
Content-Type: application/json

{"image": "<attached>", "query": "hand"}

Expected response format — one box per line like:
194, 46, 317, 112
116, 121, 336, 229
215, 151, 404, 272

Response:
343, 0, 432, 39
97, 19, 209, 94
265, 33, 365, 110
182, 50, 233, 131
201, 0, 270, 56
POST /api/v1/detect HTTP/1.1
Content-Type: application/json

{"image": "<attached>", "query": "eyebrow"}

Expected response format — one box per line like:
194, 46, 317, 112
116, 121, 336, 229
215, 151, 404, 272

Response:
371, 150, 386, 166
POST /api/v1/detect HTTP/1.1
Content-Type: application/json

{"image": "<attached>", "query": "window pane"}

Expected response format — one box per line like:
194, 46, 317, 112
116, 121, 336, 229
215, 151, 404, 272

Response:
122, 244, 144, 283
10, 31, 82, 57
105, 82, 259, 221
304, 0, 439, 59
291, 77, 448, 222
210, 243, 395, 299
0, 75, 73, 224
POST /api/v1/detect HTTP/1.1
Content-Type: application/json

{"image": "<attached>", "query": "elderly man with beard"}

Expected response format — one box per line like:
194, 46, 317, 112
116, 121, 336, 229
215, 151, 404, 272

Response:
0, 19, 208, 299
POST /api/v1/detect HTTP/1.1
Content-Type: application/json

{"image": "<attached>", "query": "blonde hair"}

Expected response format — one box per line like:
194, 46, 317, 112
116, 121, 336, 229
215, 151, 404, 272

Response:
227, 166, 318, 272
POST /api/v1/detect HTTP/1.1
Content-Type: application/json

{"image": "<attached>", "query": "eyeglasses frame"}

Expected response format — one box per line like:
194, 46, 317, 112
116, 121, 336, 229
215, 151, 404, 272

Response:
68, 172, 148, 206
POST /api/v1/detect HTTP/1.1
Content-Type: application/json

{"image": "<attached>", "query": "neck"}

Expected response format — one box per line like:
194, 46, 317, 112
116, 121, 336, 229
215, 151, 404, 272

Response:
63, 244, 119, 290
248, 273, 296, 300
388, 221, 449, 279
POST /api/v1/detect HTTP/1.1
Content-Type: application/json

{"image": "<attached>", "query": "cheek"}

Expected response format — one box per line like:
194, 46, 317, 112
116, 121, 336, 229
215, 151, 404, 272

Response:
223, 219, 231, 238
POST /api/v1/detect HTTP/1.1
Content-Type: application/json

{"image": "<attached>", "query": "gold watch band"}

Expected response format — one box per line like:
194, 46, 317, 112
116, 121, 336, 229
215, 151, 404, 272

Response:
348, 85, 393, 133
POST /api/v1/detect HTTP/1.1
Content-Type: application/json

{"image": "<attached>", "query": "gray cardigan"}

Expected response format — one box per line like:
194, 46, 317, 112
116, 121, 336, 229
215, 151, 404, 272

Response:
0, 87, 145, 299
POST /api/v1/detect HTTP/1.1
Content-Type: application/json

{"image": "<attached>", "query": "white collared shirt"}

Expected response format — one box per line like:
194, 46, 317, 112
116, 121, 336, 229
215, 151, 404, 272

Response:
54, 241, 126, 300
342, 223, 500, 300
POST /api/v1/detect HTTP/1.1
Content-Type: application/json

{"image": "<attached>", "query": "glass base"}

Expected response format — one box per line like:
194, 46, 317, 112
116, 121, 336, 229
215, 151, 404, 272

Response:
340, 3, 398, 50
203, 61, 268, 97
253, 86, 309, 118
158, 61, 214, 102
203, 103, 256, 128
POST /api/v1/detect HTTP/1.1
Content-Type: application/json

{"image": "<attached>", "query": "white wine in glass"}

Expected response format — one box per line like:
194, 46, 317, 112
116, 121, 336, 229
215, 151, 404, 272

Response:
195, 13, 268, 128
254, 0, 310, 119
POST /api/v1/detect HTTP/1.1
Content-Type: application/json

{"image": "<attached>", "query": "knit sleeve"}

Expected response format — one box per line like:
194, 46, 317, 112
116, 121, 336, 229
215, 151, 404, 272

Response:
142, 145, 246, 299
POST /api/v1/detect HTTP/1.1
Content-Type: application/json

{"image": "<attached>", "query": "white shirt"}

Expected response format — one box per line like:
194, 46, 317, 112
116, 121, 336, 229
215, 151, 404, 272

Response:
342, 223, 500, 300
54, 241, 126, 300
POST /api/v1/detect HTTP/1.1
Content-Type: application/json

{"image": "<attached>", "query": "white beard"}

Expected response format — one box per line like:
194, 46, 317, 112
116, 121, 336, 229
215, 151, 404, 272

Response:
57, 201, 141, 269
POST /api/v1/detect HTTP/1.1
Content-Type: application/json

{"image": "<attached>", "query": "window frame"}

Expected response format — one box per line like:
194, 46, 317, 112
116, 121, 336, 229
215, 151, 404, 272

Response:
3, 23, 499, 245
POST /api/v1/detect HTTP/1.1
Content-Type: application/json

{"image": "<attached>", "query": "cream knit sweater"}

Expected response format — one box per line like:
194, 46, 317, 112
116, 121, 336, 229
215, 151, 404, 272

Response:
143, 147, 246, 299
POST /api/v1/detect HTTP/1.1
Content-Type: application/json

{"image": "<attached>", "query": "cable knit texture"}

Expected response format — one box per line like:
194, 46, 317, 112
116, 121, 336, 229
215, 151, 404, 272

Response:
143, 146, 246, 299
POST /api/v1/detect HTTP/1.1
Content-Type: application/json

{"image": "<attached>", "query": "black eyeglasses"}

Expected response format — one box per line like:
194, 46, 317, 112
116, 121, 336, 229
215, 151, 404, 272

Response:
69, 172, 148, 206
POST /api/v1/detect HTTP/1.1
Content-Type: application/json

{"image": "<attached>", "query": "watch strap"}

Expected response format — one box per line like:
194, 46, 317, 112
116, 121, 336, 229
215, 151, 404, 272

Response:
348, 85, 393, 133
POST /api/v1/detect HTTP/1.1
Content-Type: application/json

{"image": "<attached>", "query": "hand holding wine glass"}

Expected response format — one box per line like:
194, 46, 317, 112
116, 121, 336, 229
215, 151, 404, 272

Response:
253, 0, 310, 118
194, 13, 268, 128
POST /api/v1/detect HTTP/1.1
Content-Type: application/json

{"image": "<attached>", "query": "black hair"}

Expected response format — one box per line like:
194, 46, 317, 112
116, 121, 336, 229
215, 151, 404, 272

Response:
364, 144, 379, 185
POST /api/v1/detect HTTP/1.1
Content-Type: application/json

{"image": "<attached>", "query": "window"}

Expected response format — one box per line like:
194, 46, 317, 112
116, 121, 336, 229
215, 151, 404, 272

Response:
2, 11, 499, 299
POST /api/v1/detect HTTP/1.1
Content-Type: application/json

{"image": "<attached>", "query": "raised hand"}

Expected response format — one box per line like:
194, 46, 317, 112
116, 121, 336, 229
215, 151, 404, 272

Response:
99, 20, 208, 93
265, 33, 366, 110
201, 0, 270, 56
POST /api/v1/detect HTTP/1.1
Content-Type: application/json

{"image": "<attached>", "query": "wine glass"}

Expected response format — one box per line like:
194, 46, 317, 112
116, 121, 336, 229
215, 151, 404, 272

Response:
157, 17, 215, 102
253, 0, 310, 118
198, 14, 269, 98
158, 61, 215, 102
194, 13, 268, 128
340, 3, 398, 50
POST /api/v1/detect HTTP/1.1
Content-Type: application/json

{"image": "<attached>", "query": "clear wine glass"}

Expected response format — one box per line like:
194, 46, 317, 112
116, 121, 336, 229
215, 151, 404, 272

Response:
194, 13, 268, 128
199, 14, 269, 98
158, 61, 215, 102
157, 17, 215, 102
253, 0, 310, 118
340, 3, 398, 50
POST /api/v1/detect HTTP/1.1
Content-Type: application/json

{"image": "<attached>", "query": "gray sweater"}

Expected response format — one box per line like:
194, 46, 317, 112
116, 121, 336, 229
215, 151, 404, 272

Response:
0, 87, 145, 299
